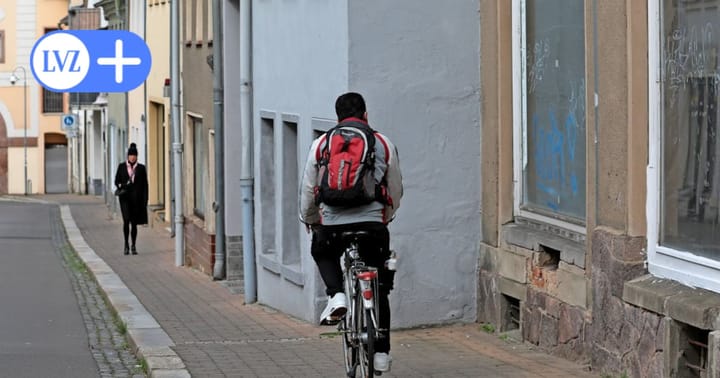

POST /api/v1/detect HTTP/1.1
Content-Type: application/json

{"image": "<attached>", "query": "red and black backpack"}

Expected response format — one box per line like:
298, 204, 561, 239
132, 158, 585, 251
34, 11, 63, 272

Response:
315, 120, 383, 207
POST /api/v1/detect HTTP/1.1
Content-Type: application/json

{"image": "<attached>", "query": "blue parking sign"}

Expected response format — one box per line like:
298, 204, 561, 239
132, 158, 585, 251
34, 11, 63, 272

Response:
30, 30, 152, 93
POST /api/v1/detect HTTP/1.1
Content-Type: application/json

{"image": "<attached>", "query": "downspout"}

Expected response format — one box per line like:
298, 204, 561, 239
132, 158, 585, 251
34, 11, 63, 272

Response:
212, 0, 226, 280
240, 0, 256, 303
171, 0, 184, 266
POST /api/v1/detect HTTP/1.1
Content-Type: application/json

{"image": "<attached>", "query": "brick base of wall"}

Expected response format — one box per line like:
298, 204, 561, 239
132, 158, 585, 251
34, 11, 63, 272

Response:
184, 219, 215, 276
478, 227, 663, 376
522, 288, 591, 364
590, 228, 663, 377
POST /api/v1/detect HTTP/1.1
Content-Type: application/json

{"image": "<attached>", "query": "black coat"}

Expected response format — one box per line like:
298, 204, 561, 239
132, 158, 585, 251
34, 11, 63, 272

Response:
115, 162, 149, 225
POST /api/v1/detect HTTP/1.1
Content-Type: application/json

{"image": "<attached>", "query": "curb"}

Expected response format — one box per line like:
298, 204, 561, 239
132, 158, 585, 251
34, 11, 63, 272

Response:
0, 195, 52, 204
59, 205, 191, 378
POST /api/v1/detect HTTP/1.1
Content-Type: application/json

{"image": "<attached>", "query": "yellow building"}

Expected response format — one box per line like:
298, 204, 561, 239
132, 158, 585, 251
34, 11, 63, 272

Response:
145, 0, 171, 229
0, 0, 71, 195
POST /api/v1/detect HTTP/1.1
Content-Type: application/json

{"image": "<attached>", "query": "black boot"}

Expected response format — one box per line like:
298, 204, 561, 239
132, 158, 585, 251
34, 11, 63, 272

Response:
124, 245, 130, 255
131, 245, 138, 255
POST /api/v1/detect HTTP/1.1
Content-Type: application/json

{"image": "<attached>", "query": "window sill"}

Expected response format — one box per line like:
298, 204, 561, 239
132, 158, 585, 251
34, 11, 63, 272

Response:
502, 222, 586, 268
623, 274, 720, 330
188, 214, 204, 228
259, 253, 280, 274
257, 254, 304, 287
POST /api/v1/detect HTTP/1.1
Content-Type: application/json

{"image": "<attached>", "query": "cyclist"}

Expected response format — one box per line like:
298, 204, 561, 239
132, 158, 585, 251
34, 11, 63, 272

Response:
299, 92, 403, 372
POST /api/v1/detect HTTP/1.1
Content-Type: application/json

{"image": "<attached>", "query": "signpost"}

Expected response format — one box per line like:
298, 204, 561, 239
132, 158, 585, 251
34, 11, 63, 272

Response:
61, 114, 79, 138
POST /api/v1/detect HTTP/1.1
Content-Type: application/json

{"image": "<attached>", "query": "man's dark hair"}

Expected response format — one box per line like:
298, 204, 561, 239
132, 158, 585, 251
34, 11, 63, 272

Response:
335, 92, 366, 121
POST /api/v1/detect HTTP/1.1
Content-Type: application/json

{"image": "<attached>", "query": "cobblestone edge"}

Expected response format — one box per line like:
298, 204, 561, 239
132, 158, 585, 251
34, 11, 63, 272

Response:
50, 206, 145, 377
58, 205, 191, 378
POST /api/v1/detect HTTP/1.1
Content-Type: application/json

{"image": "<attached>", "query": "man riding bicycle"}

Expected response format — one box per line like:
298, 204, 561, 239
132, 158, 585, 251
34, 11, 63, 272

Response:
299, 92, 403, 373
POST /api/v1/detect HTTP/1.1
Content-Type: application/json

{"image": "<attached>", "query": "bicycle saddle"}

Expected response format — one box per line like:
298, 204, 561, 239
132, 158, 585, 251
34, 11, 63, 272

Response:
341, 230, 370, 242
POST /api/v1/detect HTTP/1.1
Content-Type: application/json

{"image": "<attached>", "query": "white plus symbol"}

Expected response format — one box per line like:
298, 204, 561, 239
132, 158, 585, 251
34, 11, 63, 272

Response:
97, 39, 142, 83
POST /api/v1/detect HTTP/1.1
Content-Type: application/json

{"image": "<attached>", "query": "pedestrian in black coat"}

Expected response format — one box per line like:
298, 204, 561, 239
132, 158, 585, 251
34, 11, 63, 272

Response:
114, 143, 148, 255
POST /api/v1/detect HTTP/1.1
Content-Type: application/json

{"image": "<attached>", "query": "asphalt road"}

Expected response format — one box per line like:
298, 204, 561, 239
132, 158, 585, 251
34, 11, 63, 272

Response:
0, 201, 98, 378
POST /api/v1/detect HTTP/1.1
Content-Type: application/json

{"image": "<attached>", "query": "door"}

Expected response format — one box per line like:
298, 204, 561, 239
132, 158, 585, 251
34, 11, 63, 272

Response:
45, 143, 68, 194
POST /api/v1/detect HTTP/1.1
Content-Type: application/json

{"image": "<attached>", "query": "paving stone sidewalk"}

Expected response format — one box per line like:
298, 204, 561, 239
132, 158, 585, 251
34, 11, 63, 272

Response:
48, 194, 596, 378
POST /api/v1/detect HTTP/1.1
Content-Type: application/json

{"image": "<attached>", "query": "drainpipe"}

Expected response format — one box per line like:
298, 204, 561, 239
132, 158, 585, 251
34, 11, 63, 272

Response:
240, 0, 256, 303
171, 0, 184, 266
212, 0, 226, 280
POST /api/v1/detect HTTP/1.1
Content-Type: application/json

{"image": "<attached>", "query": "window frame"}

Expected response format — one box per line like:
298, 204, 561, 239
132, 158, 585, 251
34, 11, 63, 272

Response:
647, 0, 720, 293
42, 88, 64, 114
191, 115, 206, 219
511, 0, 586, 235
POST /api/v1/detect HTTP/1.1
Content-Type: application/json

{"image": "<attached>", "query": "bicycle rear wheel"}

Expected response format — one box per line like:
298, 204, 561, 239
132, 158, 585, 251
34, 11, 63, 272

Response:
358, 307, 375, 378
340, 317, 357, 378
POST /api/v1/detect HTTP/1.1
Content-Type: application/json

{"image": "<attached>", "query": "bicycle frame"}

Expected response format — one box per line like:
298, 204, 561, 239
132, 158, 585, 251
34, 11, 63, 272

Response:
339, 240, 382, 378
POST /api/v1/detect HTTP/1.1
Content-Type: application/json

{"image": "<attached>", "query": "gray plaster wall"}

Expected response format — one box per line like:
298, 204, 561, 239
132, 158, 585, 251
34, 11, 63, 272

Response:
348, 0, 482, 327
252, 0, 349, 322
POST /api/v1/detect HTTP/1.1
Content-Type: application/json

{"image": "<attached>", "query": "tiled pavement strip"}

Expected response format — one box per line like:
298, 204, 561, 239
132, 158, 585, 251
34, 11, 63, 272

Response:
36, 194, 596, 377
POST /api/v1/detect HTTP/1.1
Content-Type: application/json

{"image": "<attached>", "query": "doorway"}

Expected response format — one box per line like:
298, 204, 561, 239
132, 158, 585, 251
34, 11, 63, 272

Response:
45, 133, 68, 194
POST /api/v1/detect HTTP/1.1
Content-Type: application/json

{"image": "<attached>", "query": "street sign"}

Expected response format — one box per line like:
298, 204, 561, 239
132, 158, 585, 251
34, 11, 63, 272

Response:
61, 114, 78, 131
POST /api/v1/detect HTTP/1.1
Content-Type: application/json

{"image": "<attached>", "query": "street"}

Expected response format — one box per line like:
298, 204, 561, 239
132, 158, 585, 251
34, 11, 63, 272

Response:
0, 201, 98, 377
0, 200, 143, 378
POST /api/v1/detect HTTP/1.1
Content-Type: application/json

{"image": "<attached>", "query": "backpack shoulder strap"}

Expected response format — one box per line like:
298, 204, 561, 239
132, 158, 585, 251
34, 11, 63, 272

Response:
315, 132, 330, 161
374, 133, 390, 165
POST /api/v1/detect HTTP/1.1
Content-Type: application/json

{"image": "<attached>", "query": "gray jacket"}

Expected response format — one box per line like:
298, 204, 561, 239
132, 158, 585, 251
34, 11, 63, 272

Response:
299, 121, 403, 226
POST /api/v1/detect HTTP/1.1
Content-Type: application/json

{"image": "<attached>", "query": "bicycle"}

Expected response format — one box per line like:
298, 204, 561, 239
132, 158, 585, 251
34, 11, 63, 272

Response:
338, 230, 396, 378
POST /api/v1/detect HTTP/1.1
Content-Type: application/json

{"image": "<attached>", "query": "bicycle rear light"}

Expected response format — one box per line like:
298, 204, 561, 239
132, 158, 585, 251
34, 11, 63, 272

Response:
357, 271, 377, 281
362, 288, 373, 300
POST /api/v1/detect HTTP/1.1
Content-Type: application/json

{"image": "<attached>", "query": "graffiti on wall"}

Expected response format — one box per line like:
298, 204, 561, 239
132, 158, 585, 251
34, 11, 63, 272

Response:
527, 79, 585, 216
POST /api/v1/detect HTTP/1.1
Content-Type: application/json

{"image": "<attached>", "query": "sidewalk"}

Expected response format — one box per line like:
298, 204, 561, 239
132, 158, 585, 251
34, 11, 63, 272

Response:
48, 194, 595, 377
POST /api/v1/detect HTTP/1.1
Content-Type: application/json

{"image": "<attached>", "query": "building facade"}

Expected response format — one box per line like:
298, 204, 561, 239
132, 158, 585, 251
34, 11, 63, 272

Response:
95, 0, 128, 213
226, 0, 482, 326
182, 0, 215, 274
145, 0, 171, 231
479, 0, 720, 376
0, 0, 71, 195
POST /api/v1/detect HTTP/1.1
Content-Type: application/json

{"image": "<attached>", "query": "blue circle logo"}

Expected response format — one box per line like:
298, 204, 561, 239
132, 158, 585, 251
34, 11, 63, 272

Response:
30, 30, 152, 93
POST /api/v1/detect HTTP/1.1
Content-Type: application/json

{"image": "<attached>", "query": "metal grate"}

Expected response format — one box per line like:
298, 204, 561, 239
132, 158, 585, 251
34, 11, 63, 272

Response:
685, 338, 707, 375
503, 295, 521, 331
680, 325, 708, 377
43, 89, 63, 113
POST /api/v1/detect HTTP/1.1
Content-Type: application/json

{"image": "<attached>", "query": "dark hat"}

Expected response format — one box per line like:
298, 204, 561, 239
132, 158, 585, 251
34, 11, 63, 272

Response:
127, 143, 138, 156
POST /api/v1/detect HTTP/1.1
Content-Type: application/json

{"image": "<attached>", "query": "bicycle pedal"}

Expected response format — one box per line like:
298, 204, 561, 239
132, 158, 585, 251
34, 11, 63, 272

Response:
320, 316, 342, 326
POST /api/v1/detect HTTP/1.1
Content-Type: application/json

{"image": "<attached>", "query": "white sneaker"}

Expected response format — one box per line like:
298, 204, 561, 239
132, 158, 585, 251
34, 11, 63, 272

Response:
320, 293, 347, 325
374, 352, 392, 372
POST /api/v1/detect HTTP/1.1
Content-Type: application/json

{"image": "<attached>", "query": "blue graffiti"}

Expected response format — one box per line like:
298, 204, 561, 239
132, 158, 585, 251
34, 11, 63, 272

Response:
531, 107, 580, 210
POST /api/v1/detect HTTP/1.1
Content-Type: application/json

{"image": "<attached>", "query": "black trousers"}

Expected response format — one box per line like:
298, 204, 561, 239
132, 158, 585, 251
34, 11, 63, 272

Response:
311, 222, 395, 353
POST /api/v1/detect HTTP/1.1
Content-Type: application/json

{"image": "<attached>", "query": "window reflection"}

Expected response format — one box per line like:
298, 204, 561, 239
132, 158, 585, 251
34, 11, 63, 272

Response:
661, 0, 720, 258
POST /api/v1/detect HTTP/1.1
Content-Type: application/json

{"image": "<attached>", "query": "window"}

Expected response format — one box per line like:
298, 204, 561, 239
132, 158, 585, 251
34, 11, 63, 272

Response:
648, 0, 720, 292
43, 89, 64, 113
195, 0, 203, 45
260, 117, 276, 255
0, 30, 4, 63
184, 0, 193, 44
192, 116, 206, 218
206, 0, 213, 44
282, 120, 299, 266
513, 0, 587, 231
